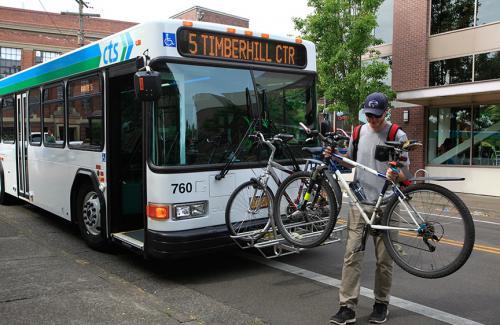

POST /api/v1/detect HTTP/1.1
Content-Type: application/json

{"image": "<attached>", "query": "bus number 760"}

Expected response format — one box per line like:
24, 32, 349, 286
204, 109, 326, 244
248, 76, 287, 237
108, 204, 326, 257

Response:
171, 183, 193, 194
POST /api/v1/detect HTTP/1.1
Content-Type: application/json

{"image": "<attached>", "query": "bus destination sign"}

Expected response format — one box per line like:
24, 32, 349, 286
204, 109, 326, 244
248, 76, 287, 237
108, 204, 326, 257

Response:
177, 28, 307, 68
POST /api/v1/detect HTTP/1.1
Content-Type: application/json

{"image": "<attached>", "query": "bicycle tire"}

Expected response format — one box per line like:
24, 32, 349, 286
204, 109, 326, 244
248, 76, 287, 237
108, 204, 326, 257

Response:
382, 183, 475, 279
273, 171, 338, 248
225, 180, 273, 242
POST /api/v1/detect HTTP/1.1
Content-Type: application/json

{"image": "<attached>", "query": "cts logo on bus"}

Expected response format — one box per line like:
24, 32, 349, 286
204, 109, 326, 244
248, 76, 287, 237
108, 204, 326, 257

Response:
102, 32, 134, 65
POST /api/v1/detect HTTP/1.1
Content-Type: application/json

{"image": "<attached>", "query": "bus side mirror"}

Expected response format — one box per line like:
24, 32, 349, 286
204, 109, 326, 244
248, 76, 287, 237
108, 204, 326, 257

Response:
134, 70, 161, 101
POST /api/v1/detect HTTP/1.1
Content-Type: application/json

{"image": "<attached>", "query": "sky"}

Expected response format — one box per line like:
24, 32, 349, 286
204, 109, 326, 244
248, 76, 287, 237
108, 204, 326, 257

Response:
3, 0, 314, 37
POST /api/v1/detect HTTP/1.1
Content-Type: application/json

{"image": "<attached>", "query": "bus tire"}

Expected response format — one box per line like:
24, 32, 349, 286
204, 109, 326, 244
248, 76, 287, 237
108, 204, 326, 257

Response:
76, 182, 108, 250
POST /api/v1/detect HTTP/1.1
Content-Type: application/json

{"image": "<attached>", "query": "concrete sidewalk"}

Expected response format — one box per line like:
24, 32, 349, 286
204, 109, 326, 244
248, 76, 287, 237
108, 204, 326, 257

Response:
0, 204, 266, 325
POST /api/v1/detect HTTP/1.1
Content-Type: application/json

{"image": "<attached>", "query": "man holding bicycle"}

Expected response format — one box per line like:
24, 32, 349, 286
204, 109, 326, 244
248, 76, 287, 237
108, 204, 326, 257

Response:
329, 92, 410, 324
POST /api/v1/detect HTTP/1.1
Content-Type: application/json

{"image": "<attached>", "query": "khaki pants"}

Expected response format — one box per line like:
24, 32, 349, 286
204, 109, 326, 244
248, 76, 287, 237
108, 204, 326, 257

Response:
338, 204, 393, 308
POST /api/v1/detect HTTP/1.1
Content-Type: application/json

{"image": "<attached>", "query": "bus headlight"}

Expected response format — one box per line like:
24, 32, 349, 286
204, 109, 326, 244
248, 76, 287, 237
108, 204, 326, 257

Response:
173, 201, 208, 220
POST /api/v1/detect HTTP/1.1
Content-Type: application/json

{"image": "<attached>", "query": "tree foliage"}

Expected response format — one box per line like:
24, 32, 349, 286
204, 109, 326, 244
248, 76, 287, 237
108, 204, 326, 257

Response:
294, 0, 394, 122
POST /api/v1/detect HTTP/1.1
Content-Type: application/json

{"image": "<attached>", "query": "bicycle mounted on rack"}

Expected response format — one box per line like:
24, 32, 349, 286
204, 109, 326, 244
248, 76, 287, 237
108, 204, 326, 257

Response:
224, 131, 346, 258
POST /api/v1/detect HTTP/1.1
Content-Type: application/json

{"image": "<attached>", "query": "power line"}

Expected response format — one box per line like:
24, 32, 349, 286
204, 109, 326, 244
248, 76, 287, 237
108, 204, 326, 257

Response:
37, 0, 64, 35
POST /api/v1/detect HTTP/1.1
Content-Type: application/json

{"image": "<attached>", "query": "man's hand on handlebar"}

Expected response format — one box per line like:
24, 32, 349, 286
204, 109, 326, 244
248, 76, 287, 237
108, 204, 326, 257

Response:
386, 162, 406, 183
385, 167, 400, 182
323, 146, 337, 158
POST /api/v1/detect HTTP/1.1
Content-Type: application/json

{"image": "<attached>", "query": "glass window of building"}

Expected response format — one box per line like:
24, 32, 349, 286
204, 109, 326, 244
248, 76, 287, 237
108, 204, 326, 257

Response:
0, 47, 22, 78
428, 105, 500, 166
472, 104, 500, 165
476, 0, 500, 25
34, 50, 61, 64
1, 96, 15, 143
374, 0, 393, 44
431, 0, 475, 34
42, 83, 65, 147
474, 50, 500, 81
431, 0, 500, 34
68, 75, 103, 150
429, 56, 473, 86
28, 88, 42, 145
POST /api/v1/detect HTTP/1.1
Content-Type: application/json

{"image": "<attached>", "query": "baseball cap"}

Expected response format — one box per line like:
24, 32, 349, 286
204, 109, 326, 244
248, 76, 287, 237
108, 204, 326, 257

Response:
363, 92, 388, 116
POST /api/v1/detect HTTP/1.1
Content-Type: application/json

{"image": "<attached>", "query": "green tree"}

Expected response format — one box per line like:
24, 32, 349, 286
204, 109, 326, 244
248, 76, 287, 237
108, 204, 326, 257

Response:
294, 0, 394, 123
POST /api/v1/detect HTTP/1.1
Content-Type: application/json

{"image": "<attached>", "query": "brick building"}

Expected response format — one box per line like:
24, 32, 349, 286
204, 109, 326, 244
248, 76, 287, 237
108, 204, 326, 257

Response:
0, 5, 249, 79
170, 6, 249, 28
0, 6, 137, 78
373, 0, 500, 196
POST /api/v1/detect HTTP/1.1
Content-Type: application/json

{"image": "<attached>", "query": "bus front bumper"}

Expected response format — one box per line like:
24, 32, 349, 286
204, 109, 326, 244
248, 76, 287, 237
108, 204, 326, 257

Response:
146, 224, 234, 258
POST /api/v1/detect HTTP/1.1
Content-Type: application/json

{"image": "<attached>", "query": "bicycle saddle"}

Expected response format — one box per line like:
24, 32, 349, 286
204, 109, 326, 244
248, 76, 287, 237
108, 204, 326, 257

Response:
274, 133, 294, 142
302, 147, 323, 155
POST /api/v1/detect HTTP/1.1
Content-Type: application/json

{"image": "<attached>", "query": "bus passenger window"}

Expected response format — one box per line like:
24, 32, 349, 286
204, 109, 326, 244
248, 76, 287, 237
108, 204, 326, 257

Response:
68, 75, 103, 150
42, 83, 65, 147
1, 96, 15, 144
29, 88, 41, 145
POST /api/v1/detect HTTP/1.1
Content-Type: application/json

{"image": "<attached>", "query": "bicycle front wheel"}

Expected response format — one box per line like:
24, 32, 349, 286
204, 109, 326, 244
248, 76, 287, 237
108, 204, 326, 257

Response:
273, 171, 338, 248
225, 180, 273, 242
382, 183, 475, 279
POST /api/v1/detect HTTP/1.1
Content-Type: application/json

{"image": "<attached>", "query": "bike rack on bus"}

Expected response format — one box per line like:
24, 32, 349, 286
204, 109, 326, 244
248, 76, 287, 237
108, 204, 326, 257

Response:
228, 222, 347, 259
227, 160, 347, 259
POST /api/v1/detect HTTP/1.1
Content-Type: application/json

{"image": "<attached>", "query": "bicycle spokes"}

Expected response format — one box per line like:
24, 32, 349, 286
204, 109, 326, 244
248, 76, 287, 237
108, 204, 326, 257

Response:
274, 172, 337, 248
383, 184, 474, 278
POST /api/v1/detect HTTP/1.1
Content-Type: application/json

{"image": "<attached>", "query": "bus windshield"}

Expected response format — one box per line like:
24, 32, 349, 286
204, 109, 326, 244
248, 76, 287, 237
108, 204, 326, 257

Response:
150, 62, 315, 167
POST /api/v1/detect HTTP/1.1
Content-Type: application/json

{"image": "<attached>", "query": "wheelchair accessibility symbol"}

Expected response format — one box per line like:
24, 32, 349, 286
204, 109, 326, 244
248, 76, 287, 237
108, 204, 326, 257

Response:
163, 33, 176, 47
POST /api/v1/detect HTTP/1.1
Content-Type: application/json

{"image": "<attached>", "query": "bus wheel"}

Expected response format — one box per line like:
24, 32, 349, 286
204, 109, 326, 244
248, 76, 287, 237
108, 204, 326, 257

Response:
77, 182, 107, 250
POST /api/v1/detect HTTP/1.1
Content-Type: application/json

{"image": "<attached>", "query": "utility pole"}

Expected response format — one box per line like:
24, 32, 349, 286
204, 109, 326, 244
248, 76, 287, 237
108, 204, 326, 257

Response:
61, 0, 100, 46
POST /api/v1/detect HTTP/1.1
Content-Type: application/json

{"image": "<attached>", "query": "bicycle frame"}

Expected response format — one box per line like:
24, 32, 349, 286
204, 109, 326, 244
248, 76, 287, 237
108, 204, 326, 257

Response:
255, 134, 297, 189
322, 153, 423, 232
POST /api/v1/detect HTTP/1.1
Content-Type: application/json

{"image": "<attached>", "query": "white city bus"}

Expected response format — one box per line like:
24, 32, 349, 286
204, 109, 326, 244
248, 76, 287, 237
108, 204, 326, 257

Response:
0, 19, 317, 258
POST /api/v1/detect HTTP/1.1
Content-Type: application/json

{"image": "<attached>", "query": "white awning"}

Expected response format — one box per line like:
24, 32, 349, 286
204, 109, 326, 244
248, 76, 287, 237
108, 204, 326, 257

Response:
397, 79, 500, 107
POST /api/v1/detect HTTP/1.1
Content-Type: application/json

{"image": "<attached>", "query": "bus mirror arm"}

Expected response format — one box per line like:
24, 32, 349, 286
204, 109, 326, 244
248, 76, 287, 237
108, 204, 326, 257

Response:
136, 51, 151, 70
134, 53, 162, 102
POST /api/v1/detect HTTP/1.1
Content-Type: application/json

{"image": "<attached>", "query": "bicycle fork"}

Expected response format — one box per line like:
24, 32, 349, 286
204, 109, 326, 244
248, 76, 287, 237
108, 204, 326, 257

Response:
297, 167, 325, 211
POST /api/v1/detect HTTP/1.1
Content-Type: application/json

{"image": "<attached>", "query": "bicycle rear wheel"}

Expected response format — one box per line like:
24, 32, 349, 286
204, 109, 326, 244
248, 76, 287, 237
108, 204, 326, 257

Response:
382, 183, 475, 279
273, 171, 338, 248
225, 180, 273, 242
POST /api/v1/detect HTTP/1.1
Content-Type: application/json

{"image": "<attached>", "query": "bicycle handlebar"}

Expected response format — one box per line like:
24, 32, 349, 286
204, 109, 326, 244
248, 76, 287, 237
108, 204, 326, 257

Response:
299, 123, 349, 146
249, 132, 294, 146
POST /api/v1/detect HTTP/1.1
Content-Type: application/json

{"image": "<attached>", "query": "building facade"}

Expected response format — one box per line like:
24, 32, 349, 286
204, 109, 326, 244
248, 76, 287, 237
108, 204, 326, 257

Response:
0, 6, 136, 78
170, 6, 249, 28
0, 5, 249, 79
372, 0, 500, 196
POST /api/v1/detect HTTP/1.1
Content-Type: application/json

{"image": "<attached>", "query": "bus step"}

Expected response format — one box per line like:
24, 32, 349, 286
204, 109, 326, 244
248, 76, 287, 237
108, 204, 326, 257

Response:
112, 229, 144, 250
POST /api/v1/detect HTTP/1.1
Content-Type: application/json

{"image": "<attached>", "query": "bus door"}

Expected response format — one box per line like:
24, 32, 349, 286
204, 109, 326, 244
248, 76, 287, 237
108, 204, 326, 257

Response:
16, 92, 29, 199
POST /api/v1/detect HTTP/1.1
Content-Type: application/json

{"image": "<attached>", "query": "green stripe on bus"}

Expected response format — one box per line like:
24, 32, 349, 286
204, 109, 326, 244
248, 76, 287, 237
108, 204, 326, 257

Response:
120, 35, 127, 61
0, 56, 101, 96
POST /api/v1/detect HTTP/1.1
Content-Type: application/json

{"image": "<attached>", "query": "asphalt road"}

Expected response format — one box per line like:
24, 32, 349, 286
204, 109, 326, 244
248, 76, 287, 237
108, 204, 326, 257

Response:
1, 197, 498, 325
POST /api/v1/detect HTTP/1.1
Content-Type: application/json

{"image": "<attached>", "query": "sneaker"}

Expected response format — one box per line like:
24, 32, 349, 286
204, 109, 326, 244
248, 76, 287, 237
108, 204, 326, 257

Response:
369, 303, 389, 324
330, 306, 356, 324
